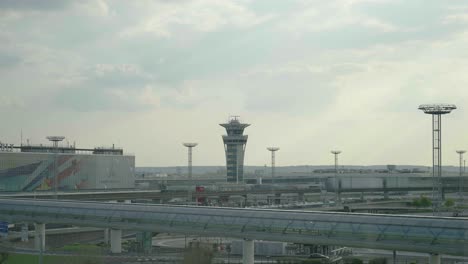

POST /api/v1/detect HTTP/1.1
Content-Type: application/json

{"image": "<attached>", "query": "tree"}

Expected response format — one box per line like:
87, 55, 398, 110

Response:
350, 259, 364, 264
369, 257, 387, 264
0, 252, 8, 264
419, 196, 432, 207
301, 260, 323, 264
412, 195, 431, 207
445, 198, 455, 207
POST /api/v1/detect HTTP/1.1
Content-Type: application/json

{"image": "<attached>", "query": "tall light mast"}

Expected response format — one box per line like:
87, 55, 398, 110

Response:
183, 143, 198, 179
418, 104, 456, 215
331, 150, 342, 205
267, 147, 280, 184
456, 150, 466, 201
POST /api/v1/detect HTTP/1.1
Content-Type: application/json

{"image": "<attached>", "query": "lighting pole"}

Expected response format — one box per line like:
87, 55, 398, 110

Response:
183, 143, 198, 179
331, 150, 342, 205
236, 145, 239, 184
267, 147, 280, 184
418, 104, 456, 215
46, 136, 64, 199
39, 232, 43, 264
456, 150, 466, 200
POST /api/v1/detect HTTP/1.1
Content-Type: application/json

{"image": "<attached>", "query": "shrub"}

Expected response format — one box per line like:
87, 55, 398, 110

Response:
412, 195, 431, 207
445, 198, 455, 207
369, 257, 387, 264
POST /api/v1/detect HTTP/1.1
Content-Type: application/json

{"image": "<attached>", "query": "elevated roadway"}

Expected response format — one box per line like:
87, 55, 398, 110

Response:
0, 186, 462, 202
0, 198, 466, 263
0, 188, 317, 201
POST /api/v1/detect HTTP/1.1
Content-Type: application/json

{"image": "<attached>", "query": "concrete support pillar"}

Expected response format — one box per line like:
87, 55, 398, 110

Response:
337, 179, 342, 205
383, 178, 389, 200
242, 195, 247, 208
21, 223, 29, 242
103, 228, 110, 245
136, 231, 153, 253
298, 192, 305, 202
274, 193, 281, 205
110, 229, 122, 253
429, 253, 441, 264
243, 239, 254, 264
34, 223, 45, 251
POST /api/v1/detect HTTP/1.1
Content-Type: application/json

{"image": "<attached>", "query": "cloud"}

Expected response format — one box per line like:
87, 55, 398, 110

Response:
276, 1, 398, 35
0, 0, 73, 11
1, 0, 468, 165
0, 96, 25, 109
55, 85, 159, 112
120, 0, 274, 38
0, 53, 21, 69
53, 63, 160, 112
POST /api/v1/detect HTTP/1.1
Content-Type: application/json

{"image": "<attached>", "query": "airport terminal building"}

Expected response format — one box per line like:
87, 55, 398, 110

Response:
0, 143, 135, 191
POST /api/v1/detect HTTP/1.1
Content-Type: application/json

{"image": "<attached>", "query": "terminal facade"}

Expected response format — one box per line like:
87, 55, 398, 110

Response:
0, 142, 135, 191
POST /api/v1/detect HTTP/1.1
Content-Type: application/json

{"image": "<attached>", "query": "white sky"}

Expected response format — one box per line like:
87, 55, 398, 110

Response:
1, 0, 468, 167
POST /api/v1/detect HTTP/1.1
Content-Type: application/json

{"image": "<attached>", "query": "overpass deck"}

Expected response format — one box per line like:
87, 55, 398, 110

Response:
0, 199, 466, 256
0, 186, 462, 201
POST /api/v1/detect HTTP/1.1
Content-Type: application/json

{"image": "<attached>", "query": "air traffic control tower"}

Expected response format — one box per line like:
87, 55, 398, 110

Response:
220, 116, 250, 183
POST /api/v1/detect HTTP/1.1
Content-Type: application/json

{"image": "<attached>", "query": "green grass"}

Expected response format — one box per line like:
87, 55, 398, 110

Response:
57, 243, 104, 254
3, 253, 102, 264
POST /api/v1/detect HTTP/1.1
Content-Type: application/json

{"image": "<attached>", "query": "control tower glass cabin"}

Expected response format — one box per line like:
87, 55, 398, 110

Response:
220, 117, 250, 183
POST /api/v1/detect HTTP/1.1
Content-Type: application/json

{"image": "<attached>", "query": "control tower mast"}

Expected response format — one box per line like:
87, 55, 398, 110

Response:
220, 116, 250, 183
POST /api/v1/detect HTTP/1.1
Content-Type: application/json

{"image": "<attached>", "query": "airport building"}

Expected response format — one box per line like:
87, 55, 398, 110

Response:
0, 141, 135, 191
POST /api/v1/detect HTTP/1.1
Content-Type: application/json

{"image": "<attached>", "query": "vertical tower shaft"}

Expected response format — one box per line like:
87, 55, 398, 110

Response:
271, 151, 275, 183
188, 147, 193, 179
432, 114, 442, 212
331, 150, 341, 204
456, 150, 466, 200
267, 147, 279, 184
183, 143, 198, 179
220, 117, 250, 183
419, 104, 456, 215
460, 152, 463, 199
